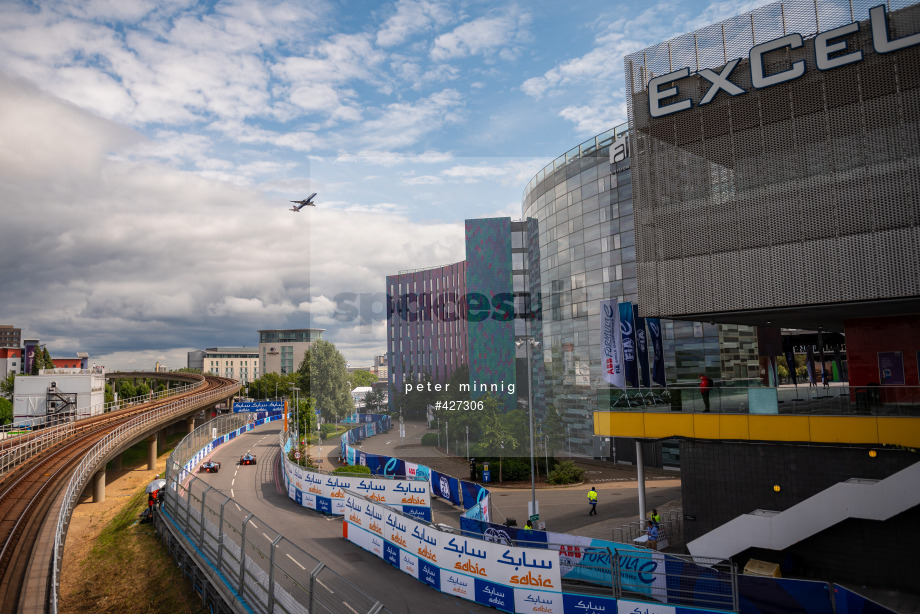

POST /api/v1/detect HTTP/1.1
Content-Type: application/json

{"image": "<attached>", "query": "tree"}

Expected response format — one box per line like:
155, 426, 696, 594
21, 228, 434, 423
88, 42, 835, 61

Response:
1, 373, 14, 401
363, 388, 386, 412
296, 340, 352, 422
0, 397, 11, 426
349, 369, 376, 389
42, 347, 54, 369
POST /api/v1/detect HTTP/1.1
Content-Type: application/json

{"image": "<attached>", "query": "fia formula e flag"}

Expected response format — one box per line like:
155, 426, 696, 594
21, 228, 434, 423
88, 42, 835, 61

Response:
619, 302, 638, 387
633, 305, 651, 388
601, 299, 625, 388
647, 318, 666, 387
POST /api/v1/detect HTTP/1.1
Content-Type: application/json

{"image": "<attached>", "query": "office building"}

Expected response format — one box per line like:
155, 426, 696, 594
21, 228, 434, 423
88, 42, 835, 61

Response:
258, 329, 324, 375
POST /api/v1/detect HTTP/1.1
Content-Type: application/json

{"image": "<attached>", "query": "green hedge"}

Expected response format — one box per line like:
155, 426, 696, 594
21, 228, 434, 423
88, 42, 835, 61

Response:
420, 433, 439, 446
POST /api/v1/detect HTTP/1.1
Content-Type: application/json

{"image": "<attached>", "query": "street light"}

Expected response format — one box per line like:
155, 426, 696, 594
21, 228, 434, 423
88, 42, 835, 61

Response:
516, 335, 541, 522
291, 386, 301, 466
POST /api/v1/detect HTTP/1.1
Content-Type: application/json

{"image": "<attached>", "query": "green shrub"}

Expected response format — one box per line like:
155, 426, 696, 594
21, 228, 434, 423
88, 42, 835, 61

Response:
499, 457, 533, 481
547, 460, 585, 485
320, 423, 337, 439
333, 464, 371, 475
420, 433, 439, 446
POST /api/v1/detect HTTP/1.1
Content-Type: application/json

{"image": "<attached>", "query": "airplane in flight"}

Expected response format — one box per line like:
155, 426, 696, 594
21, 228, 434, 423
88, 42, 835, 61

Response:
289, 193, 317, 211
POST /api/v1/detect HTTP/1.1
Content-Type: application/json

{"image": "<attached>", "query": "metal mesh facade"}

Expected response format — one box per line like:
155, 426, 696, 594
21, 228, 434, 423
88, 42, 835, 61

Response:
625, 0, 920, 319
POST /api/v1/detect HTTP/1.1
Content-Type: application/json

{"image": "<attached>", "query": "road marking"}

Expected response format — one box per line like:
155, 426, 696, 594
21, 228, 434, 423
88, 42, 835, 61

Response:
231, 489, 235, 497
235, 502, 241, 511
263, 532, 270, 540
231, 479, 235, 486
250, 520, 259, 529
343, 602, 358, 614
316, 578, 334, 594
286, 554, 305, 570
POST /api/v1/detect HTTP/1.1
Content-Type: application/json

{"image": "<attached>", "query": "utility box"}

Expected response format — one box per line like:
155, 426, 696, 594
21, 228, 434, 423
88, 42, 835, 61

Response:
743, 559, 781, 577
13, 372, 105, 427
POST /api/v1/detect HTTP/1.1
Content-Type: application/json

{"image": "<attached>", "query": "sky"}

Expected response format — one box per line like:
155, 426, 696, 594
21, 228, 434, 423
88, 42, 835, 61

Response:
0, 0, 772, 371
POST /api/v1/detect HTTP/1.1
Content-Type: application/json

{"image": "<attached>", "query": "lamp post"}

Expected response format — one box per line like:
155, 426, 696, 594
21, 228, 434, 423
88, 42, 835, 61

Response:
291, 386, 300, 465
516, 335, 541, 522
466, 425, 470, 462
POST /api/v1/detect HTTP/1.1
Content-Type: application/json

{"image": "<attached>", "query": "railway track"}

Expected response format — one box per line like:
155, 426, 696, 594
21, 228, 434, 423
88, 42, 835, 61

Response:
0, 375, 238, 614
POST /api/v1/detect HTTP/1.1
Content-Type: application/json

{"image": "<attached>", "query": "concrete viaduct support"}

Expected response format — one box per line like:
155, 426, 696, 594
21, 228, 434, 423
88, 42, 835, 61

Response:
147, 434, 157, 471
93, 469, 105, 503
187, 416, 195, 434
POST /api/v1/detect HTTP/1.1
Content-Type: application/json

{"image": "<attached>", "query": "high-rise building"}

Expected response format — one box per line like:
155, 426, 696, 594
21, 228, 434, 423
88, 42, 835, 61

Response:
0, 325, 20, 349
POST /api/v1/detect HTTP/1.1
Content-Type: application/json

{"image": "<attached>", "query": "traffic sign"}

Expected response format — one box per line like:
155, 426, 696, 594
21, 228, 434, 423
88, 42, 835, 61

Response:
294, 451, 301, 459
529, 514, 539, 522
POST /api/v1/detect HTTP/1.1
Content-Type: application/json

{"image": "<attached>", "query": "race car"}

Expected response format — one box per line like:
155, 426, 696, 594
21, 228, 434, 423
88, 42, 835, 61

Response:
199, 460, 221, 473
239, 453, 257, 465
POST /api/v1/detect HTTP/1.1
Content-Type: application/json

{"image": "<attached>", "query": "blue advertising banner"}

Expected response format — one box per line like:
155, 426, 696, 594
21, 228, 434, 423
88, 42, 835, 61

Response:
382, 457, 405, 477
460, 480, 486, 510
475, 578, 514, 612
316, 496, 332, 514
634, 304, 650, 388
619, 301, 638, 387
562, 593, 618, 613
647, 317, 666, 387
233, 400, 284, 412
365, 454, 384, 474
601, 299, 624, 388
430, 470, 463, 507
384, 542, 400, 567
419, 561, 440, 590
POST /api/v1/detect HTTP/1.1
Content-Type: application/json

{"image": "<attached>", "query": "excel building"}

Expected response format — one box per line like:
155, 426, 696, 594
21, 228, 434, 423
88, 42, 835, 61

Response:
603, 0, 920, 591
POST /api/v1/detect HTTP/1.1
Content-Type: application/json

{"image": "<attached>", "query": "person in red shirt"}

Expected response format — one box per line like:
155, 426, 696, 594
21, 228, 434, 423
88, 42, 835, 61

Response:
699, 375, 713, 412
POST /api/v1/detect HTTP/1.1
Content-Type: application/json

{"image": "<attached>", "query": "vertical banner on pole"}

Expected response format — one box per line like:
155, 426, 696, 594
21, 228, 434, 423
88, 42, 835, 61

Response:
619, 301, 638, 387
633, 304, 650, 388
601, 299, 624, 388
647, 318, 666, 387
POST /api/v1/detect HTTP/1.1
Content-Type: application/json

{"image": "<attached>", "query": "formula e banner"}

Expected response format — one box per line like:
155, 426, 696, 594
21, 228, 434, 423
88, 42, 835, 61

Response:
647, 317, 666, 387
601, 299, 624, 388
634, 304, 651, 388
619, 301, 638, 387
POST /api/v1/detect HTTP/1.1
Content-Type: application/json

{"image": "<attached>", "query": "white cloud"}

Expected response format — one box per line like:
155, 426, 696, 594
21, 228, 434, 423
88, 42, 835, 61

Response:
431, 6, 531, 61
376, 0, 452, 48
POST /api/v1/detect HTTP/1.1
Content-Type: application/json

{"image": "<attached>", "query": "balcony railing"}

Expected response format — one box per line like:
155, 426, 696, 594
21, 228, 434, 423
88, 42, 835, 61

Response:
598, 383, 920, 417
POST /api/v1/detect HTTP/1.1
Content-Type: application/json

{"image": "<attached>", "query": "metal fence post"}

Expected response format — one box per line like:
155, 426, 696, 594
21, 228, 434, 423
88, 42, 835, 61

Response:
732, 561, 739, 612
309, 562, 325, 612
267, 535, 283, 613
217, 496, 229, 574
199, 485, 212, 549
239, 513, 253, 595
611, 548, 620, 598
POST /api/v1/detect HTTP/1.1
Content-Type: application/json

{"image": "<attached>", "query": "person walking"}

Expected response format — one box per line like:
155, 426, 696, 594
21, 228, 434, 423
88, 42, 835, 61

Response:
699, 374, 713, 412
650, 508, 661, 526
587, 486, 598, 516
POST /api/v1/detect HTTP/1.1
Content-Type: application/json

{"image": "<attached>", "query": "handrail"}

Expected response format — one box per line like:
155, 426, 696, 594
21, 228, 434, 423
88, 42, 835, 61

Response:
0, 378, 206, 480
50, 377, 239, 613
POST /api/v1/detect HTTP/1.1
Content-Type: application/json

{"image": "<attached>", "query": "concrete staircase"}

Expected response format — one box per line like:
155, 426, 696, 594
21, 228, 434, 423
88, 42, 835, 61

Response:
687, 460, 920, 562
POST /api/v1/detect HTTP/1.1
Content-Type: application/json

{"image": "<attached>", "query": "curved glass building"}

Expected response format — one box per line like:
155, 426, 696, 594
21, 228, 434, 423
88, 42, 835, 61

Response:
522, 125, 759, 455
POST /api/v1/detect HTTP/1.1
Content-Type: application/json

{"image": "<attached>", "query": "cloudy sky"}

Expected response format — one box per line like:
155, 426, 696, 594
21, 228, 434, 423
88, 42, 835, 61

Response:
0, 0, 770, 370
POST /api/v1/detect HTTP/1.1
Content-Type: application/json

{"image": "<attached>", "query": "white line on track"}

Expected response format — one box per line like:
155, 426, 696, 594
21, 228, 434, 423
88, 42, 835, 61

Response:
316, 578, 334, 594
343, 602, 358, 614
231, 489, 235, 497
263, 533, 270, 541
286, 554, 305, 570
231, 479, 235, 486
235, 502, 241, 511
250, 520, 259, 529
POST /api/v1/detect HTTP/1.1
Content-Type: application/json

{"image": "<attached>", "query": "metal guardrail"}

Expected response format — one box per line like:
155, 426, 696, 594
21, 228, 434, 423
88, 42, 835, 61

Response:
612, 509, 684, 544
159, 415, 391, 614
0, 378, 205, 480
50, 378, 237, 613
602, 384, 920, 417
